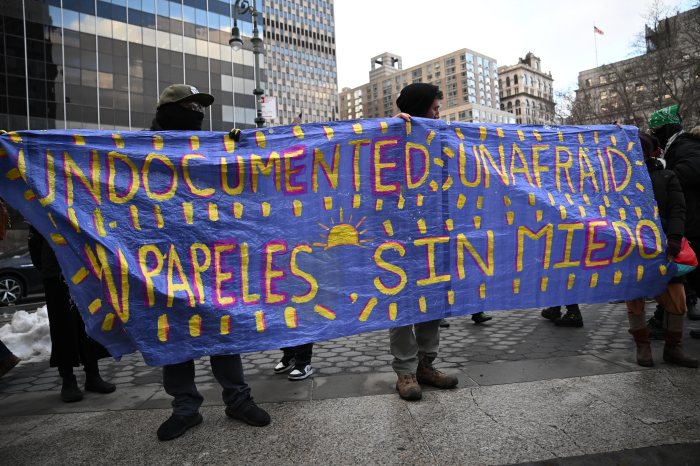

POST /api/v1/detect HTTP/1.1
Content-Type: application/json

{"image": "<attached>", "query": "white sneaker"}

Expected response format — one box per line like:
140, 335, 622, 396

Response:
273, 358, 295, 374
288, 364, 313, 381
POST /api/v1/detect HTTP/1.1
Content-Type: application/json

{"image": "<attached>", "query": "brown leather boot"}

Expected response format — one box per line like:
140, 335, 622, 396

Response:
629, 328, 653, 367
663, 313, 699, 368
416, 355, 458, 388
395, 373, 422, 401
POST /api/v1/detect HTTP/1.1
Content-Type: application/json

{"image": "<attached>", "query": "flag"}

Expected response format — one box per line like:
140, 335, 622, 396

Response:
594, 26, 604, 35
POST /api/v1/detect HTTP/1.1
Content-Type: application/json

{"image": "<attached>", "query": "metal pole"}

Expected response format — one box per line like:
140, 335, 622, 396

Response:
251, 6, 265, 128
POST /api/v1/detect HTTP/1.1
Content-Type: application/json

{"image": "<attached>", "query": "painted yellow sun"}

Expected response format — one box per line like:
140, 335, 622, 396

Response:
314, 207, 371, 250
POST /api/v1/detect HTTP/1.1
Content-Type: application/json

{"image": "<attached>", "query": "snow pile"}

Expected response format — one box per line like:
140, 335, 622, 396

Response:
0, 306, 51, 363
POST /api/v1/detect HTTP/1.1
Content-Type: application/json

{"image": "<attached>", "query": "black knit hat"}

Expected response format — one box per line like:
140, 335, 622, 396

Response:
396, 83, 442, 117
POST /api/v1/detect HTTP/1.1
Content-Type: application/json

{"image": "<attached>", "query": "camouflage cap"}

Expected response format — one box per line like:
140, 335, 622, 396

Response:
648, 104, 682, 129
157, 84, 214, 109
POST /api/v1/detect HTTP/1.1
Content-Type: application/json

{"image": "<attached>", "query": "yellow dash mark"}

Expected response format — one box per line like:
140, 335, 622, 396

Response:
208, 203, 219, 221
6, 168, 20, 180
23, 190, 35, 201
443, 147, 455, 158
599, 206, 606, 217
448, 290, 455, 305
636, 183, 645, 192
497, 127, 505, 138
358, 298, 378, 321
350, 293, 359, 303
419, 296, 427, 313
593, 131, 599, 144
532, 130, 542, 141
405, 120, 412, 135
88, 299, 101, 315
323, 126, 334, 140
51, 233, 66, 245
375, 199, 383, 211
528, 192, 536, 206
352, 123, 363, 134
261, 202, 271, 217
224, 132, 236, 152
503, 196, 512, 207
506, 212, 514, 225
157, 314, 169, 342
560, 206, 567, 220
9, 131, 22, 143
93, 209, 107, 237
47, 213, 57, 228
324, 197, 333, 210
315, 304, 336, 320
445, 218, 454, 231
659, 264, 667, 276
635, 207, 642, 218
112, 133, 125, 148
380, 121, 388, 133
353, 194, 361, 208
628, 141, 636, 152
567, 273, 576, 290
637, 265, 644, 281
383, 220, 394, 237
388, 302, 398, 321
109, 221, 117, 229
565, 193, 574, 205
442, 176, 453, 191
540, 277, 548, 292
293, 200, 303, 217
426, 130, 436, 145
220, 315, 231, 335
479, 126, 487, 140
654, 205, 659, 218
623, 196, 631, 206
189, 315, 202, 337
614, 270, 622, 285
284, 307, 298, 328
233, 202, 243, 219
154, 205, 164, 229
101, 313, 115, 331
635, 160, 644, 166
479, 284, 486, 299
71, 267, 89, 285
536, 210, 543, 222
429, 180, 439, 191
578, 206, 586, 218
589, 273, 599, 288
255, 131, 266, 148
558, 131, 564, 142
577, 133, 584, 144
73, 134, 85, 145
477, 196, 483, 209
433, 157, 444, 167
130, 205, 141, 231
255, 310, 266, 332
455, 127, 464, 140
293, 125, 304, 139
189, 135, 200, 150
457, 193, 466, 209
416, 194, 424, 207
610, 135, 617, 146
547, 193, 556, 206
512, 278, 520, 294
619, 208, 626, 221
473, 216, 482, 229
183, 202, 194, 224
582, 194, 590, 205
517, 129, 525, 141
152, 134, 164, 150
417, 218, 427, 234
397, 194, 406, 210
67, 207, 80, 232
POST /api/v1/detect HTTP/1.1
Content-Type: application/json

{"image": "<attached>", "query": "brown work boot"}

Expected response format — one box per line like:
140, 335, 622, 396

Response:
395, 373, 422, 401
416, 355, 458, 389
629, 328, 653, 367
664, 331, 699, 368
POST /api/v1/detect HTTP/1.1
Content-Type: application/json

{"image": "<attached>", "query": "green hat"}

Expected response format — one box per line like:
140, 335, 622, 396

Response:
648, 104, 682, 129
157, 84, 214, 109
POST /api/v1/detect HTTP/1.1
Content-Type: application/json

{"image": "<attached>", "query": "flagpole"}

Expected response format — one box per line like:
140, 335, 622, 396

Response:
593, 23, 599, 67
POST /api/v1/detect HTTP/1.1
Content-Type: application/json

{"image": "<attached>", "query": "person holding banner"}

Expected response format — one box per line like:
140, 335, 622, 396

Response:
389, 83, 458, 401
150, 84, 270, 441
625, 133, 698, 368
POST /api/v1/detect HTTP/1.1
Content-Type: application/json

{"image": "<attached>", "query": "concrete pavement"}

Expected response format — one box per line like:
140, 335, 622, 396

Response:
2, 302, 700, 464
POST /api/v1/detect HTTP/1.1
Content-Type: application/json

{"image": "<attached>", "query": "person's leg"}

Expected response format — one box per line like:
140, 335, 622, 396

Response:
389, 325, 421, 400
415, 320, 457, 388
626, 298, 653, 366
213, 355, 270, 426
288, 343, 314, 380
70, 302, 115, 394
158, 360, 204, 441
658, 282, 698, 368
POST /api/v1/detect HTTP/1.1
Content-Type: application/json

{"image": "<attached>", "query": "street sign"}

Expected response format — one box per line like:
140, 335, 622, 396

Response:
260, 96, 277, 120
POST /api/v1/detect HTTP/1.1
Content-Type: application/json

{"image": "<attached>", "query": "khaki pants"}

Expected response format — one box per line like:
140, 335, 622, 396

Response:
389, 319, 441, 374
626, 282, 687, 316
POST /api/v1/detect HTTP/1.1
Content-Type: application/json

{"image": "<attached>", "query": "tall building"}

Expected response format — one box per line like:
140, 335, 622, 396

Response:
497, 52, 555, 125
572, 7, 700, 127
0, 0, 265, 131
338, 49, 515, 125
262, 0, 337, 125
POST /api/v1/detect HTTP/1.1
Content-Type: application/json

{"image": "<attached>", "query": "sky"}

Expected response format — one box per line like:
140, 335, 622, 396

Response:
333, 0, 697, 94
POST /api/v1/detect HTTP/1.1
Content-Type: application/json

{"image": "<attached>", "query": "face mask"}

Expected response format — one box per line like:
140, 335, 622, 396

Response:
155, 104, 205, 131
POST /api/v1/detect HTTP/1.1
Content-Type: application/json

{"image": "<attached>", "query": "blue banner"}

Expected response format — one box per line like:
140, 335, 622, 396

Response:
0, 119, 670, 365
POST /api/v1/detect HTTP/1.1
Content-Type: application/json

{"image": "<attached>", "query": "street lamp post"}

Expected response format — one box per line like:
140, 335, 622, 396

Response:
229, 0, 265, 128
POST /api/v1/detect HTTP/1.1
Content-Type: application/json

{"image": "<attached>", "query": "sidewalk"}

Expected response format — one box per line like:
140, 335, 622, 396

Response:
2, 303, 700, 464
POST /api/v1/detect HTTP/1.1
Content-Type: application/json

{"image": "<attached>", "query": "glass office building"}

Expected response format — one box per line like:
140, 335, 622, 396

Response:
0, 0, 264, 131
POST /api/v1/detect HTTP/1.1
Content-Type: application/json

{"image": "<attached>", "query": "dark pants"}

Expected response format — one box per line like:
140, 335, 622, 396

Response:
0, 339, 11, 360
163, 354, 251, 416
281, 343, 313, 366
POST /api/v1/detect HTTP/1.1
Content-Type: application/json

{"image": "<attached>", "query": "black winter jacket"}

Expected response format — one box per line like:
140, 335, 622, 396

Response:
647, 158, 685, 238
663, 132, 700, 238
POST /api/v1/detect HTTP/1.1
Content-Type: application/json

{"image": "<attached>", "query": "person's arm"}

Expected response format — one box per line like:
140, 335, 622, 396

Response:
394, 112, 411, 122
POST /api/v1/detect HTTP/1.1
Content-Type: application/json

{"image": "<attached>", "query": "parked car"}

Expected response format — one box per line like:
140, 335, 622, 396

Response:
0, 246, 43, 306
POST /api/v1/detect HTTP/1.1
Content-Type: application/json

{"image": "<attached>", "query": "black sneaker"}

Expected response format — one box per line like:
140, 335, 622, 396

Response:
554, 311, 583, 327
438, 319, 450, 328
85, 374, 116, 394
157, 413, 203, 441
288, 364, 314, 381
273, 357, 295, 374
471, 312, 492, 324
541, 307, 562, 321
225, 397, 271, 427
61, 375, 84, 403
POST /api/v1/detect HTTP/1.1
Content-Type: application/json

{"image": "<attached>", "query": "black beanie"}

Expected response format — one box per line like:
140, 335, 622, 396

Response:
396, 83, 442, 117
